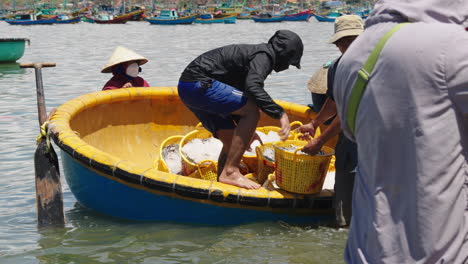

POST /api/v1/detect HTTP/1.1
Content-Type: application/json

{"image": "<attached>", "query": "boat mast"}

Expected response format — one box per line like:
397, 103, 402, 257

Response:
12, 0, 16, 10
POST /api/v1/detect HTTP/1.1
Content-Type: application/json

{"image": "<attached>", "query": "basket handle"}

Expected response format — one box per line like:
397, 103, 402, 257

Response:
196, 159, 216, 177
197, 159, 216, 168
293, 147, 304, 163
289, 121, 304, 131
195, 122, 204, 129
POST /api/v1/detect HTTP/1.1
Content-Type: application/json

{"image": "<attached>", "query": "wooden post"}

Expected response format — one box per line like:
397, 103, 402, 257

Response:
20, 62, 65, 228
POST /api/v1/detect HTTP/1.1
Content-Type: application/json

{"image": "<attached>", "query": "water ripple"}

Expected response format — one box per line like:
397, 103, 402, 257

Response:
0, 20, 344, 263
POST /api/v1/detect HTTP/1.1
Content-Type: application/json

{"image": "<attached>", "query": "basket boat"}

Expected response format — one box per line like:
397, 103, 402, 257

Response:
48, 87, 336, 224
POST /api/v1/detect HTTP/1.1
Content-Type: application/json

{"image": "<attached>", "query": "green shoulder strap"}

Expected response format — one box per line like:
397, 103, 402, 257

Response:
346, 23, 409, 134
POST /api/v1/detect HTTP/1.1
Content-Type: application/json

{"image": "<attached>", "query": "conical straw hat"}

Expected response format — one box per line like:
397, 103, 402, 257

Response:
307, 66, 328, 94
101, 46, 148, 73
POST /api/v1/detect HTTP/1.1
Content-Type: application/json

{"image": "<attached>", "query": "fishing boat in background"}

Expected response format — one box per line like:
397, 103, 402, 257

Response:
236, 12, 252, 19
195, 13, 236, 24
91, 10, 143, 24
284, 10, 312, 21
48, 87, 335, 224
81, 16, 95, 23
252, 14, 285, 23
54, 15, 81, 24
4, 13, 57, 25
146, 9, 197, 25
218, 0, 246, 16
312, 11, 342, 22
0, 38, 29, 62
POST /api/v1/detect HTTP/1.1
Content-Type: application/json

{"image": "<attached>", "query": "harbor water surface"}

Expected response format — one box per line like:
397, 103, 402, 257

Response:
0, 20, 347, 263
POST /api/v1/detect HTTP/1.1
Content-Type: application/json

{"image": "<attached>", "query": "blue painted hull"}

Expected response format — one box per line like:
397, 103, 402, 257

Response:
61, 151, 332, 224
55, 17, 81, 24
146, 15, 197, 25
224, 16, 236, 24
5, 18, 57, 25
195, 16, 236, 24
312, 14, 336, 22
195, 17, 225, 24
252, 15, 285, 23
284, 11, 311, 21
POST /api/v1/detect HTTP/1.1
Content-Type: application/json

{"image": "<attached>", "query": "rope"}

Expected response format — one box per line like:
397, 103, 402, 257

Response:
36, 121, 51, 150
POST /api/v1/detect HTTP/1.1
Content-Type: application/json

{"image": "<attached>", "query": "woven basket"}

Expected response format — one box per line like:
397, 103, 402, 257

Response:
273, 140, 334, 194
155, 135, 183, 173
180, 129, 218, 176
255, 143, 276, 184
187, 160, 218, 181
188, 160, 250, 181
242, 126, 294, 173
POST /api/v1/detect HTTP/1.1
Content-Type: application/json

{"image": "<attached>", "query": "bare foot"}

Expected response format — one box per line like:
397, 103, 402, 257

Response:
219, 171, 261, 190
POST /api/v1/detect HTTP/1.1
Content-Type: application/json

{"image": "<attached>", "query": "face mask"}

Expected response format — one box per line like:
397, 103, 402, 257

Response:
126, 63, 139, 78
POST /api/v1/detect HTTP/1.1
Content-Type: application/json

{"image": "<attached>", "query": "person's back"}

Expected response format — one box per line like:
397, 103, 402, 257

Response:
334, 1, 468, 263
180, 43, 274, 90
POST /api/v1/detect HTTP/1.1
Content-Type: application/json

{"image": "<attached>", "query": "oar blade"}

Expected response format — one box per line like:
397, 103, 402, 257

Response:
34, 138, 64, 227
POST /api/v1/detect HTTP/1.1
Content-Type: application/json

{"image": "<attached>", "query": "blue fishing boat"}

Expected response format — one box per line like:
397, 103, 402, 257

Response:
252, 14, 285, 23
223, 15, 236, 24
284, 10, 311, 21
48, 87, 335, 224
146, 9, 197, 25
81, 16, 95, 23
195, 14, 236, 24
5, 16, 57, 25
55, 16, 81, 24
312, 12, 342, 22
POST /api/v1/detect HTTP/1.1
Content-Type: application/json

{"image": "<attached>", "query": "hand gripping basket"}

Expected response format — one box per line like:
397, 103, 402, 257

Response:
290, 121, 322, 141
273, 140, 334, 194
155, 135, 184, 173
255, 143, 276, 184
242, 125, 295, 173
180, 129, 218, 177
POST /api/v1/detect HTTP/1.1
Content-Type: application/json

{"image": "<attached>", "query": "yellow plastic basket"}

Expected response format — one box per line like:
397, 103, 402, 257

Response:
180, 129, 218, 176
255, 143, 276, 184
187, 160, 218, 181
187, 160, 250, 181
155, 135, 184, 173
329, 155, 336, 172
242, 126, 294, 173
290, 120, 322, 141
273, 140, 334, 194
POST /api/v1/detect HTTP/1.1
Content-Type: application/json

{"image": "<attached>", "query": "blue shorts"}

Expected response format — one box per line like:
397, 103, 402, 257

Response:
178, 80, 248, 135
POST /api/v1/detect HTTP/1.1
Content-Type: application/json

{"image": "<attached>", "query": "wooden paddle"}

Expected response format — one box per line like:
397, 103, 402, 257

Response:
20, 62, 65, 228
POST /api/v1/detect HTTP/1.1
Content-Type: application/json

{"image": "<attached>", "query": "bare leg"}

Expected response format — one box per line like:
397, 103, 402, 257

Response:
217, 99, 261, 189
216, 130, 233, 178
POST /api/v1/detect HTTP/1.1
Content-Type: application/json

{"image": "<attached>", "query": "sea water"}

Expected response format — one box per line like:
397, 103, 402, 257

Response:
0, 20, 347, 263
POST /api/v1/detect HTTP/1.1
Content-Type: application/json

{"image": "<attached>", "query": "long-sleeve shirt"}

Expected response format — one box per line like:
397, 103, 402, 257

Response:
333, 2, 468, 263
102, 75, 149, 91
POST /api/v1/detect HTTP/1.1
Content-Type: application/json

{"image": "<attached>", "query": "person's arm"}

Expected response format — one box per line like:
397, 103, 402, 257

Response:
142, 78, 150, 87
313, 97, 337, 127
244, 53, 284, 119
298, 97, 337, 139
102, 76, 123, 90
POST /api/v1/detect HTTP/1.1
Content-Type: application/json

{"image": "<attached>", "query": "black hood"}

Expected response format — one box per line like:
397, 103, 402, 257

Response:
268, 30, 304, 72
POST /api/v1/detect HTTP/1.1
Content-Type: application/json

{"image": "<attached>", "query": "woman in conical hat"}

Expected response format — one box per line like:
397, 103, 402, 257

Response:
101, 46, 150, 90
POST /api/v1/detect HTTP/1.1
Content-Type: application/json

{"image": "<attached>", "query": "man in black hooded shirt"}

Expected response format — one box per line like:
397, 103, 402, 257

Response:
178, 30, 303, 189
